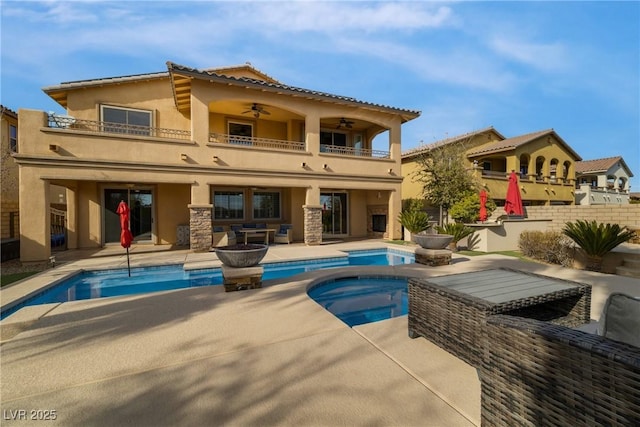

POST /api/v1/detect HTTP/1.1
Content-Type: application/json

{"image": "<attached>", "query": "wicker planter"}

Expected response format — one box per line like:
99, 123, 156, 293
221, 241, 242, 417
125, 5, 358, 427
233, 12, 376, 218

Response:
584, 254, 604, 272
214, 244, 268, 268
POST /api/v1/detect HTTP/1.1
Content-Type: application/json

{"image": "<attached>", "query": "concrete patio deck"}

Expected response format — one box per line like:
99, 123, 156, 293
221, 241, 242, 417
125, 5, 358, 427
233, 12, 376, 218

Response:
1, 240, 639, 426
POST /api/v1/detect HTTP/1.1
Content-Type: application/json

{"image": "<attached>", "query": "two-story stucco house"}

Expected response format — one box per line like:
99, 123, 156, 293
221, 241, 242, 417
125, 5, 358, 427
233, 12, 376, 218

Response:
401, 127, 582, 209
574, 156, 634, 205
15, 62, 420, 262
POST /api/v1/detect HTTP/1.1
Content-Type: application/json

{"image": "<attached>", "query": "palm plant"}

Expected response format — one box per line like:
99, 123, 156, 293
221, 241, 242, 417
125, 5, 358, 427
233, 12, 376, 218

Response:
562, 220, 636, 272
436, 222, 474, 251
398, 209, 431, 234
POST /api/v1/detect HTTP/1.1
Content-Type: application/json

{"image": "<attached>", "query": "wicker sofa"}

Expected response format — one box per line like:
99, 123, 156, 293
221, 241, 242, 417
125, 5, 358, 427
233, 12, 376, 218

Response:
480, 314, 640, 426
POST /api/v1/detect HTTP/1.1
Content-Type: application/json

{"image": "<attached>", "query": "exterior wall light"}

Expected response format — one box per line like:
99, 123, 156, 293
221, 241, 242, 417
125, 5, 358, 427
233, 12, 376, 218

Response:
180, 153, 188, 160
49, 144, 59, 152
301, 162, 306, 168
388, 168, 393, 174
213, 156, 219, 162
323, 164, 328, 169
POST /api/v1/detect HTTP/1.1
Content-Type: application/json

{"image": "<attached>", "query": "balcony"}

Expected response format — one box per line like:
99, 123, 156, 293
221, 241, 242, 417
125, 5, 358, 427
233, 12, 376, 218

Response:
320, 144, 390, 159
47, 113, 191, 140
209, 132, 305, 152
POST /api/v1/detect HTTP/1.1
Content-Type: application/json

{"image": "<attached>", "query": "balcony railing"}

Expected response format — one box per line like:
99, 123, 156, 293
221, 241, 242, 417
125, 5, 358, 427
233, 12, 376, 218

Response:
320, 144, 390, 159
47, 113, 191, 140
209, 133, 305, 152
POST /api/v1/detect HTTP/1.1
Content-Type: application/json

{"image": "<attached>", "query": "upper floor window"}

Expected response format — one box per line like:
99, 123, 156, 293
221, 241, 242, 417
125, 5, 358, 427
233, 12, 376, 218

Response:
101, 105, 152, 136
320, 131, 347, 147
9, 124, 17, 152
228, 121, 253, 145
253, 191, 281, 220
213, 190, 244, 220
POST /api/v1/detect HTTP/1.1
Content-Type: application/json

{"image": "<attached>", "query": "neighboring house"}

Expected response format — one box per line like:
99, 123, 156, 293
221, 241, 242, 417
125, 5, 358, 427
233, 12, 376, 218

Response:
16, 62, 420, 262
401, 127, 582, 209
574, 156, 634, 205
1, 105, 19, 241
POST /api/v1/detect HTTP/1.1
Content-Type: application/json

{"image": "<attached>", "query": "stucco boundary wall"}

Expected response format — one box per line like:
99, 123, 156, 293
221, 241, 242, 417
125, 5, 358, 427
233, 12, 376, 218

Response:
524, 205, 640, 242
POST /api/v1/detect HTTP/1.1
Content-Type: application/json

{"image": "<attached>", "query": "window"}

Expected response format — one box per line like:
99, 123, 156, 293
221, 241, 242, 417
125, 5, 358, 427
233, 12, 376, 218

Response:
228, 121, 253, 145
101, 105, 152, 135
9, 124, 17, 152
320, 131, 347, 148
253, 191, 280, 219
213, 191, 244, 220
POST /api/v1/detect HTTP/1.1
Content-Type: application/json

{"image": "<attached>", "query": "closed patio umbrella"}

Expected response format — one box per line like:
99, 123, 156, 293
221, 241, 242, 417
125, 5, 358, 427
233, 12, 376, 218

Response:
479, 189, 488, 222
117, 200, 134, 276
504, 171, 524, 216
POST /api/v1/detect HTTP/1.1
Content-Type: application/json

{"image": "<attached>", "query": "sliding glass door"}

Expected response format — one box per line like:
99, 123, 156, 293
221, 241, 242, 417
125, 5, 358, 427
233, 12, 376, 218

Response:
104, 187, 154, 244
321, 192, 348, 237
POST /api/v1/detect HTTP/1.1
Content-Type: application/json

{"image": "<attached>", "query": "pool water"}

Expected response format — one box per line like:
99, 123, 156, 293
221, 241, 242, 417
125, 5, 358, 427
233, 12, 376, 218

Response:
308, 276, 408, 327
1, 249, 413, 319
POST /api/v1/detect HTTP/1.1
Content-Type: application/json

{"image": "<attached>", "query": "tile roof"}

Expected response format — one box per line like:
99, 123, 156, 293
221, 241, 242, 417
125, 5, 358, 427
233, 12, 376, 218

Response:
42, 72, 169, 91
576, 156, 633, 176
465, 128, 582, 161
167, 62, 421, 119
401, 126, 504, 158
0, 105, 18, 118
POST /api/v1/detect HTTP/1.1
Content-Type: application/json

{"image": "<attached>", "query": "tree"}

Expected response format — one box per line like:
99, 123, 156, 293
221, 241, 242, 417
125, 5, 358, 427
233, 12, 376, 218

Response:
449, 191, 497, 223
411, 140, 478, 224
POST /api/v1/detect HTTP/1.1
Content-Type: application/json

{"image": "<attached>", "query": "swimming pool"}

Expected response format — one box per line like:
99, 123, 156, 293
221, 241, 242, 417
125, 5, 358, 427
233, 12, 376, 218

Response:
1, 248, 414, 319
308, 276, 408, 327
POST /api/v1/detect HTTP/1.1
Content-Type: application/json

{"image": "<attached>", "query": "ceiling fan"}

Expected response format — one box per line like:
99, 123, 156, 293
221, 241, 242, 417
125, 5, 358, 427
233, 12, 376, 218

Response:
336, 118, 354, 129
242, 103, 270, 118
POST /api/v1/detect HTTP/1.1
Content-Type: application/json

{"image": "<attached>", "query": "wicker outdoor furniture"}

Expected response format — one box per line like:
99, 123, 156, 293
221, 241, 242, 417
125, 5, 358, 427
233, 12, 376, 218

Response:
481, 315, 640, 426
408, 268, 591, 367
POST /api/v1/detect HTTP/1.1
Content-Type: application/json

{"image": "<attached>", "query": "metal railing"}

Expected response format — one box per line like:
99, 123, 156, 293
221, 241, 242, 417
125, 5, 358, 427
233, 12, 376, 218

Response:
209, 132, 305, 152
320, 144, 390, 159
47, 113, 191, 140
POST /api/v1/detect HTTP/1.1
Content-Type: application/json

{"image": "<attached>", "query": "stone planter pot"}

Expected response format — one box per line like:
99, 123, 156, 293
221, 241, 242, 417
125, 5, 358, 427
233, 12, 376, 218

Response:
412, 233, 454, 250
215, 244, 268, 268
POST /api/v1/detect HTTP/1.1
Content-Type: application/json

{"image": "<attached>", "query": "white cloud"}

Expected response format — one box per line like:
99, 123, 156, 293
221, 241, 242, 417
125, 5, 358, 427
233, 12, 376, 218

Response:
489, 36, 570, 72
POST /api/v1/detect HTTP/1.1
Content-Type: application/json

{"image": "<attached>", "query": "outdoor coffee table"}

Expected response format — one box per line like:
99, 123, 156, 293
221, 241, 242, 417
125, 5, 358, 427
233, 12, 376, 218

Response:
408, 268, 591, 367
238, 228, 276, 245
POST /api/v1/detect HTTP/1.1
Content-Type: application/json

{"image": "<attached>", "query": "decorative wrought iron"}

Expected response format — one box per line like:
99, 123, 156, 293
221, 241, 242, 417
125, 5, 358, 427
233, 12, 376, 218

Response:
47, 113, 191, 140
209, 133, 305, 152
320, 144, 390, 159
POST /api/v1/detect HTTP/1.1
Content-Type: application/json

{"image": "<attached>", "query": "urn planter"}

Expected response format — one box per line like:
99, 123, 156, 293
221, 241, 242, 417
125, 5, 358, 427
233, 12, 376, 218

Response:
412, 233, 454, 250
214, 244, 268, 268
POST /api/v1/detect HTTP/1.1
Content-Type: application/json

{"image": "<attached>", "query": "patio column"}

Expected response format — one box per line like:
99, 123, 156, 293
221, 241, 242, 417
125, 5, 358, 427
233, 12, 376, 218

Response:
189, 181, 212, 252
304, 112, 320, 154
303, 186, 322, 245
388, 190, 402, 240
19, 167, 51, 263
65, 185, 78, 249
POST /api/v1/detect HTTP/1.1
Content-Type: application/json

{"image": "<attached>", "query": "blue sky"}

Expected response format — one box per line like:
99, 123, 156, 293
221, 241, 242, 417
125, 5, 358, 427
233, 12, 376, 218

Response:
2, 1, 638, 189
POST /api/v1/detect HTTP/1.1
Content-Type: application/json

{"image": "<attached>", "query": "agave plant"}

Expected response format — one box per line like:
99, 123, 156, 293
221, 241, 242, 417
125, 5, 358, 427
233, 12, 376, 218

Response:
562, 220, 636, 272
398, 209, 431, 234
435, 222, 474, 251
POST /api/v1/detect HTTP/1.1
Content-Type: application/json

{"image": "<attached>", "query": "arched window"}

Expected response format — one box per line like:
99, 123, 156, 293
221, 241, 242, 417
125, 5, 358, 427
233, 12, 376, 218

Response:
519, 154, 529, 178
550, 159, 559, 183
535, 156, 545, 181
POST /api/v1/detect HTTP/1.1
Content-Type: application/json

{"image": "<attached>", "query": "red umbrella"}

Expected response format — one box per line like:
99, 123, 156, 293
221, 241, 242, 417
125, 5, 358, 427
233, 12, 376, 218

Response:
116, 200, 133, 276
504, 171, 524, 216
479, 189, 488, 222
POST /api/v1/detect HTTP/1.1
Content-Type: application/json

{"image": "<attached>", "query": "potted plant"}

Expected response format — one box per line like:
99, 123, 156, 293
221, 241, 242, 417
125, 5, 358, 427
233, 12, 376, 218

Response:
436, 223, 474, 252
562, 220, 636, 272
398, 199, 431, 242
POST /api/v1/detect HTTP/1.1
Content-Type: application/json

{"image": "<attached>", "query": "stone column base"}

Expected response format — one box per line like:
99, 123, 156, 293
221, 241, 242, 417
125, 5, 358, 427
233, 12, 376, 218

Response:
415, 248, 452, 266
221, 265, 263, 292
189, 204, 212, 252
303, 205, 323, 245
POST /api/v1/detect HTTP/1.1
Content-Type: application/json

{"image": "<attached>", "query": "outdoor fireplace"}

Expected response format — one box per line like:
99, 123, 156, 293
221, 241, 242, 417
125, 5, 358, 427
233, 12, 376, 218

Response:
372, 214, 387, 232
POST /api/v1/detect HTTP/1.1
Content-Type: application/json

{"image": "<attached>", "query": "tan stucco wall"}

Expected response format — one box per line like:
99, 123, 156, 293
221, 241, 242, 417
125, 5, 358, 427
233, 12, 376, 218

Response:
525, 205, 640, 231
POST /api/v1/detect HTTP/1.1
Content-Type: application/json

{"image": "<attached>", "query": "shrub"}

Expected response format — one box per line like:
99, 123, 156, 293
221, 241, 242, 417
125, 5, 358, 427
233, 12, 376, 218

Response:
398, 198, 431, 234
562, 220, 636, 271
436, 222, 474, 245
519, 231, 574, 267
449, 191, 497, 223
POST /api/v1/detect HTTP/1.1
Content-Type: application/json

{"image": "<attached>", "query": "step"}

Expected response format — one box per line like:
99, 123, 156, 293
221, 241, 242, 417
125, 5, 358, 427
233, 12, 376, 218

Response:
616, 265, 640, 279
